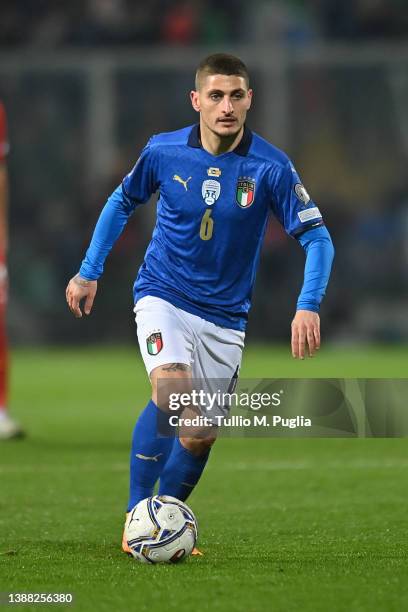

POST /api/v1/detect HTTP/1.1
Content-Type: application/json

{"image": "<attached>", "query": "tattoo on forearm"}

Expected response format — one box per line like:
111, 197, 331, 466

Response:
73, 275, 92, 287
161, 363, 191, 372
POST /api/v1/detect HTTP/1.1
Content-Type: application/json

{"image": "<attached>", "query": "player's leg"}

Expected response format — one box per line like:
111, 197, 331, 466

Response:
158, 317, 245, 502
127, 296, 194, 512
123, 358, 193, 554
157, 435, 215, 502
0, 298, 23, 440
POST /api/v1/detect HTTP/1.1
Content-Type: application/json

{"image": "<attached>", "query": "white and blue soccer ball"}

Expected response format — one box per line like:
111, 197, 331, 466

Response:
125, 495, 198, 564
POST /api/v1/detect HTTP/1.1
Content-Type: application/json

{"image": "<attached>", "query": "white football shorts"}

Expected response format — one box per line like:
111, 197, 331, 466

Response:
134, 295, 245, 419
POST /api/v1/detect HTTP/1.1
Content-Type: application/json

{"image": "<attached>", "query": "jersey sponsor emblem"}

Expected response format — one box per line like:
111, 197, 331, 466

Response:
207, 167, 221, 177
146, 332, 163, 355
173, 174, 192, 191
202, 179, 221, 206
236, 178, 255, 208
294, 183, 310, 205
297, 207, 322, 223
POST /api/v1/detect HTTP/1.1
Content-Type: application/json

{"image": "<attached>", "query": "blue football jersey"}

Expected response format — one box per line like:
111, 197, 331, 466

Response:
120, 124, 324, 331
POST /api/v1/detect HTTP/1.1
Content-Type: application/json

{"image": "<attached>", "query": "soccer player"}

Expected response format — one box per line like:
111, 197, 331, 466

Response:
0, 100, 24, 440
66, 54, 334, 553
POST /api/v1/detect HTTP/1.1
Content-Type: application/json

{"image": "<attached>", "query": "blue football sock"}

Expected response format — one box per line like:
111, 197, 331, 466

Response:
127, 400, 174, 511
158, 438, 210, 502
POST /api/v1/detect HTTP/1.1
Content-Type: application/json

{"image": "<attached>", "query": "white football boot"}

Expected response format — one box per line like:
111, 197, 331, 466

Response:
0, 413, 24, 440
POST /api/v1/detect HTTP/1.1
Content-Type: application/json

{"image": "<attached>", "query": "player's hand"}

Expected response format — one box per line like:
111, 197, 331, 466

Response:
291, 310, 320, 359
65, 274, 97, 318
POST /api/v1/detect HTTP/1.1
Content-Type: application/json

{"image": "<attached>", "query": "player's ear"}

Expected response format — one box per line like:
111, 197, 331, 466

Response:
246, 89, 253, 110
190, 90, 200, 113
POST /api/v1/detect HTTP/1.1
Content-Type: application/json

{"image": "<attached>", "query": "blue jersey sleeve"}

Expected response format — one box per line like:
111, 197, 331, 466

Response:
270, 160, 324, 237
78, 141, 159, 280
296, 225, 335, 312
122, 139, 160, 204
78, 185, 134, 280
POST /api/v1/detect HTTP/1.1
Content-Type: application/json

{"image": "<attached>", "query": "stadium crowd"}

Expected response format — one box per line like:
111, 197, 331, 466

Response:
1, 0, 407, 49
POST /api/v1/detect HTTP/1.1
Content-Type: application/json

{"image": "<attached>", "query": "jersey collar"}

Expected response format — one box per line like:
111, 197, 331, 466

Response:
187, 124, 252, 157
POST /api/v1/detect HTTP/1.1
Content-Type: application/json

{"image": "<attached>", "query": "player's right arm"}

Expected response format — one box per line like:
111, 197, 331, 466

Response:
66, 139, 159, 318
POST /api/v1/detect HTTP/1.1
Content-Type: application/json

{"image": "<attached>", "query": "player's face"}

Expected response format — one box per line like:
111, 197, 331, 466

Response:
190, 74, 252, 139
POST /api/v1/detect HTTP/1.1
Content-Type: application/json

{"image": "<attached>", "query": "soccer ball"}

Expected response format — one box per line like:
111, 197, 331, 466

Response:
125, 495, 198, 563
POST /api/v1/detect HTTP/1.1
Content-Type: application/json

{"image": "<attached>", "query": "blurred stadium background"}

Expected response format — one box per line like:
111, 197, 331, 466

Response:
1, 0, 408, 348
1, 3, 408, 609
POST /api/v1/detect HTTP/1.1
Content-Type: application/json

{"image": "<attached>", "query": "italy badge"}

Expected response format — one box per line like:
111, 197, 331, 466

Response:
146, 332, 163, 355
236, 178, 255, 208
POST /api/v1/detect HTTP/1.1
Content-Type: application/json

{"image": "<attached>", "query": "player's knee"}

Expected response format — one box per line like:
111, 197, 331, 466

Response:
180, 436, 217, 456
153, 385, 193, 413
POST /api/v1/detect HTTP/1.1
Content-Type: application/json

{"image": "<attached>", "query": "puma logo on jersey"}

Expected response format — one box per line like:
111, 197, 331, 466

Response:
173, 175, 192, 191
135, 453, 163, 462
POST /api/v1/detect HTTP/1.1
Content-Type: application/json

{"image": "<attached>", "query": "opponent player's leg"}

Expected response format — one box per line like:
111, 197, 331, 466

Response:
158, 317, 245, 503
0, 298, 23, 440
127, 297, 194, 512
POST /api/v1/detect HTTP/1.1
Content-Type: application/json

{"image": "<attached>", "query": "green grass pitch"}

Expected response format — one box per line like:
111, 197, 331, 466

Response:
1, 345, 407, 611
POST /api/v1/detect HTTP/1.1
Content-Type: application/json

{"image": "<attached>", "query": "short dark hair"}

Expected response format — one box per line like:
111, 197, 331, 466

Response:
195, 53, 250, 90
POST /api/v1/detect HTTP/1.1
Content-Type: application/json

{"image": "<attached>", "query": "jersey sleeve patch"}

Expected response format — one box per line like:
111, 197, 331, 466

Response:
297, 207, 322, 223
269, 159, 325, 237
294, 183, 310, 204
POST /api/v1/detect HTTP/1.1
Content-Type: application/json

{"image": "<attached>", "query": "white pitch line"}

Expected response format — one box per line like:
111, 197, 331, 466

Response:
220, 460, 408, 471
0, 460, 407, 475
0, 463, 128, 474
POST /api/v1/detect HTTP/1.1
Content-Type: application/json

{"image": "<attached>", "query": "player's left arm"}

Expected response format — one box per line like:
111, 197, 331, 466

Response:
292, 226, 334, 359
269, 159, 334, 359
